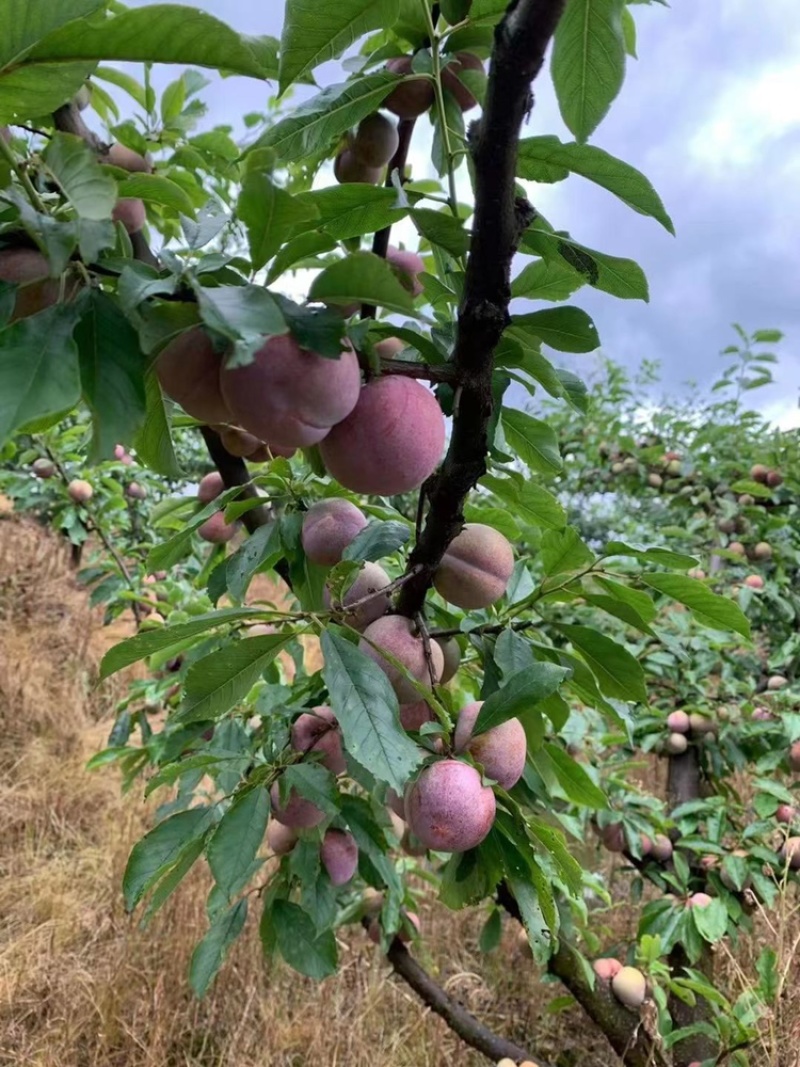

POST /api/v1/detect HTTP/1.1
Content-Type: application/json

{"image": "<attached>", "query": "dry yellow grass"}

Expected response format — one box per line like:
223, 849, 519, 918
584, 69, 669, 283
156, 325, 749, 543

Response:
0, 515, 797, 1067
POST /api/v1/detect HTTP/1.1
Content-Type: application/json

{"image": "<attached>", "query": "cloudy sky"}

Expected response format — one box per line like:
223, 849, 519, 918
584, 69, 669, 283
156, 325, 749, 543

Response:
126, 0, 800, 425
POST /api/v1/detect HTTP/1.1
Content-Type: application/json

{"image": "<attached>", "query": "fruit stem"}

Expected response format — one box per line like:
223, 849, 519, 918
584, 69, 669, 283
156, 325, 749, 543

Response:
0, 132, 48, 214
421, 0, 460, 221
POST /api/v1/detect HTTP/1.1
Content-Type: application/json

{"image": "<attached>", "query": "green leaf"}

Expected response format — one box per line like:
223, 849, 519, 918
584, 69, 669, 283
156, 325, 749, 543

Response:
691, 898, 728, 944
207, 788, 269, 900
192, 282, 287, 361
411, 207, 470, 258
516, 136, 673, 233
294, 185, 408, 242
123, 808, 211, 911
540, 526, 593, 576
594, 577, 657, 623
40, 133, 117, 221
225, 522, 283, 603
511, 307, 600, 353
279, 0, 400, 92
272, 899, 338, 979
474, 662, 570, 735
75, 289, 146, 460
521, 224, 649, 302
482, 473, 566, 531
0, 303, 82, 445
501, 408, 562, 474
116, 172, 196, 216
583, 594, 654, 634
133, 370, 181, 478
558, 625, 647, 702
250, 72, 400, 163
641, 573, 751, 638
511, 257, 586, 302
308, 252, 416, 315
0, 61, 91, 123
342, 519, 411, 562
100, 608, 263, 678
237, 169, 319, 272
551, 0, 627, 142
28, 4, 269, 78
189, 899, 248, 997
282, 763, 340, 817
602, 541, 698, 570
478, 908, 502, 953
266, 231, 337, 284
178, 634, 294, 724
0, 0, 106, 67
542, 743, 608, 808
321, 629, 423, 793
506, 869, 554, 966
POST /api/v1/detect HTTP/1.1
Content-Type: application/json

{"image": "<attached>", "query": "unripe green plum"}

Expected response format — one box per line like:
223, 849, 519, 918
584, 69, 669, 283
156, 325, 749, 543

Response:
270, 781, 325, 829
593, 957, 623, 982
404, 759, 496, 852
665, 732, 688, 756
650, 834, 673, 863
780, 836, 800, 870
753, 541, 772, 560
744, 574, 764, 590
689, 713, 715, 735
611, 966, 647, 1009
197, 471, 225, 503
788, 741, 800, 773
687, 892, 713, 908
126, 482, 146, 500
0, 248, 60, 321
324, 561, 391, 630
198, 512, 235, 544
453, 700, 526, 789
67, 479, 93, 503
767, 675, 787, 690
358, 615, 443, 703
441, 51, 484, 111
156, 326, 231, 424
666, 710, 690, 734
320, 828, 358, 886
107, 143, 152, 173
399, 700, 435, 731
32, 458, 55, 479
267, 818, 298, 855
383, 56, 435, 118
351, 112, 399, 167
611, 461, 625, 475
112, 197, 146, 234
333, 148, 382, 185
221, 334, 361, 449
386, 244, 425, 297
436, 636, 461, 684
291, 706, 346, 775
647, 472, 663, 488
320, 376, 445, 496
301, 498, 368, 566
433, 523, 515, 609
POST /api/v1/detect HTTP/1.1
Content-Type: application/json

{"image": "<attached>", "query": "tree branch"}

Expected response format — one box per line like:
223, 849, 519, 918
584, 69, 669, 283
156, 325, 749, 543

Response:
385, 935, 549, 1065
396, 0, 564, 617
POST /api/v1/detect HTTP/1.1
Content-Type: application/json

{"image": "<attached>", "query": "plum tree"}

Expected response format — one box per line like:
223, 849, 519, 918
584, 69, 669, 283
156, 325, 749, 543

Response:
197, 471, 225, 503
267, 819, 298, 856
324, 561, 391, 630
0, 247, 61, 321
441, 52, 484, 110
320, 829, 358, 885
156, 326, 231, 424
270, 782, 325, 829
290, 706, 346, 775
319, 376, 446, 495
351, 112, 399, 167
197, 512, 235, 543
359, 615, 443, 702
404, 759, 496, 852
453, 701, 527, 789
593, 957, 623, 982
433, 523, 515, 609
386, 245, 425, 297
67, 479, 93, 503
220, 335, 361, 449
333, 148, 382, 185
112, 198, 146, 234
301, 498, 368, 566
383, 56, 435, 118
611, 966, 647, 1009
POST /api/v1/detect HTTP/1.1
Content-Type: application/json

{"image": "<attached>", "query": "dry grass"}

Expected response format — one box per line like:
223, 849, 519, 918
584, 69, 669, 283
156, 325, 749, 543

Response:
0, 515, 797, 1067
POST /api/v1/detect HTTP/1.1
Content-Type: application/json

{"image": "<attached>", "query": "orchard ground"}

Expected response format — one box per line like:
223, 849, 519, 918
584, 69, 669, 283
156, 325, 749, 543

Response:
2, 513, 799, 1067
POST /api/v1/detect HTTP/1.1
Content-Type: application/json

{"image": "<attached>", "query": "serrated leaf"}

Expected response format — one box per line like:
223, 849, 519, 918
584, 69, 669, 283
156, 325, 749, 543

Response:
341, 519, 410, 562
133, 370, 181, 478
237, 169, 319, 272
517, 135, 673, 233
308, 252, 416, 315
512, 307, 600, 354
542, 744, 608, 808
282, 763, 340, 817
411, 207, 470, 258
594, 577, 657, 623
41, 134, 118, 221
521, 224, 650, 302
294, 185, 408, 242
189, 899, 248, 997
116, 172, 196, 216
511, 257, 586, 302
559, 625, 647, 702
75, 289, 146, 460
540, 526, 593, 576
474, 662, 570, 735
501, 408, 562, 474
321, 629, 423, 793
691, 898, 728, 944
272, 899, 338, 979
551, 0, 627, 142
123, 808, 211, 911
279, 0, 400, 92
225, 522, 283, 603
641, 573, 751, 638
207, 788, 270, 900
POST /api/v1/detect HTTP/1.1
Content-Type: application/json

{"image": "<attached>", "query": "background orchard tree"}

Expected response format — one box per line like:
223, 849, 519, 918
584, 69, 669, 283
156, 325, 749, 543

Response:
1, 1, 798, 1066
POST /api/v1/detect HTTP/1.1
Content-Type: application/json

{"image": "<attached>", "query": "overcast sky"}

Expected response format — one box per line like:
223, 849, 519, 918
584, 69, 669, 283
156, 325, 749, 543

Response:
127, 0, 800, 425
